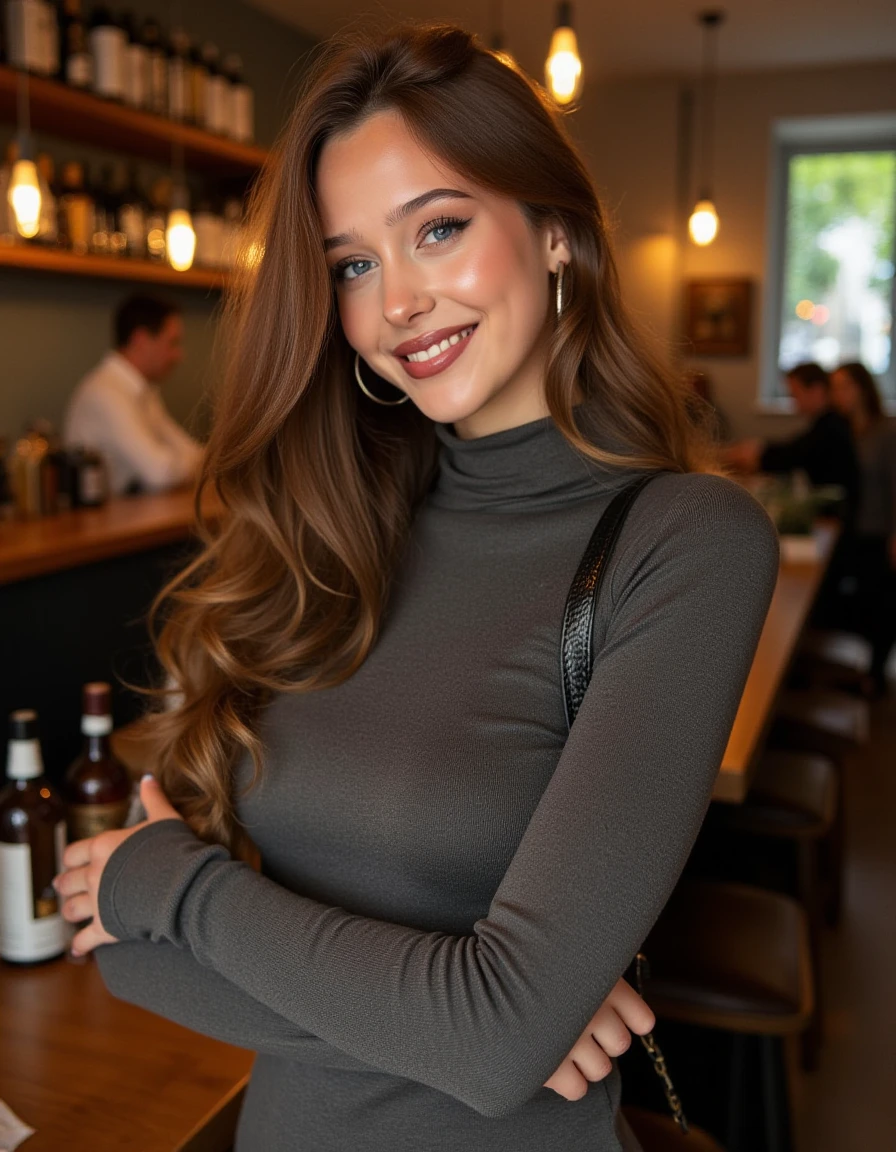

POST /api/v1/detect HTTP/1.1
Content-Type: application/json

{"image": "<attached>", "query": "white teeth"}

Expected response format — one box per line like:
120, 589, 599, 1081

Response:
405, 326, 475, 363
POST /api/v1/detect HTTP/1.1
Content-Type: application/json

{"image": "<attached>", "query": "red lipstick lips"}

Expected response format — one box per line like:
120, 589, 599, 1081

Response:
393, 323, 478, 381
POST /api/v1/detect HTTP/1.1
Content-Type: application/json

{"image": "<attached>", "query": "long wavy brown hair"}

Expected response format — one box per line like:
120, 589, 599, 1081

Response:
145, 24, 713, 854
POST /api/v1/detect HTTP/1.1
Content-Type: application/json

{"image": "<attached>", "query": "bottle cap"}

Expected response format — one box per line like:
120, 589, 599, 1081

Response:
82, 682, 112, 716
9, 709, 38, 741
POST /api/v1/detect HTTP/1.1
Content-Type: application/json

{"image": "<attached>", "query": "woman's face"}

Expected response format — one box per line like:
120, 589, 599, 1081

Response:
830, 369, 861, 419
316, 110, 570, 439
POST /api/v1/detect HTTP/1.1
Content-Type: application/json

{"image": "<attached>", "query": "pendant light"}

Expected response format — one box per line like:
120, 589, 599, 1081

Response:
8, 70, 42, 239
688, 10, 724, 247
165, 0, 196, 270
545, 2, 583, 106
166, 181, 197, 271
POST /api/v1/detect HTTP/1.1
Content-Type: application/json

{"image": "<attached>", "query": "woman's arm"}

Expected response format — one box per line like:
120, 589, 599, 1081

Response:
87, 476, 777, 1118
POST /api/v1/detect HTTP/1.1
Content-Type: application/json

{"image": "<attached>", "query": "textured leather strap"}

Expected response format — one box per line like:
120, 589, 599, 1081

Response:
560, 474, 657, 729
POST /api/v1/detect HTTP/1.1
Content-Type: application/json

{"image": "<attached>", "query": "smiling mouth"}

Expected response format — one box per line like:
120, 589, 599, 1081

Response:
399, 325, 478, 363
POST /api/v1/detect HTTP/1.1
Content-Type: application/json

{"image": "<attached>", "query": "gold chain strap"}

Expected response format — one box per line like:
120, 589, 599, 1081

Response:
634, 953, 689, 1134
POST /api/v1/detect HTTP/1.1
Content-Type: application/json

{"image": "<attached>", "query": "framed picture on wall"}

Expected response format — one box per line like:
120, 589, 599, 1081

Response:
683, 278, 752, 356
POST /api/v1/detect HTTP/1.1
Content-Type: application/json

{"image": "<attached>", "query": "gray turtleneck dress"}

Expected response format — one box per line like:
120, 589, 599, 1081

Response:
95, 415, 778, 1151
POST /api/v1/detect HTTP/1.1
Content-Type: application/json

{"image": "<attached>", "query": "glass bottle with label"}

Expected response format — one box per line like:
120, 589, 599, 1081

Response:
60, 0, 92, 89
187, 37, 206, 127
141, 17, 168, 116
88, 3, 125, 100
222, 54, 254, 144
0, 710, 68, 965
166, 27, 190, 122
35, 152, 59, 247
118, 162, 147, 259
64, 683, 132, 842
201, 42, 225, 134
120, 11, 149, 109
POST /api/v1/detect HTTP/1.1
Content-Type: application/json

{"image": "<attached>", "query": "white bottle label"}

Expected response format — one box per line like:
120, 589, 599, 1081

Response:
6, 0, 45, 72
233, 85, 254, 143
0, 824, 69, 963
90, 26, 126, 98
149, 55, 167, 115
168, 60, 187, 120
123, 44, 149, 108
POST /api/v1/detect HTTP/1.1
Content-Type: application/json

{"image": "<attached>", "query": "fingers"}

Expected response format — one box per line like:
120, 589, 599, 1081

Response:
544, 1059, 589, 1101
61, 838, 93, 870
53, 864, 88, 898
60, 893, 93, 924
140, 775, 182, 822
569, 1037, 614, 1081
588, 1007, 633, 1058
604, 979, 656, 1035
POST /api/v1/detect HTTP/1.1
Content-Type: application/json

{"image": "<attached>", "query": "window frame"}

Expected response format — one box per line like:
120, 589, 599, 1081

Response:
761, 113, 896, 414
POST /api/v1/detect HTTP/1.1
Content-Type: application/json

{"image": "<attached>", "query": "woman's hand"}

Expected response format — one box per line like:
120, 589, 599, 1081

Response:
544, 978, 655, 1101
54, 775, 182, 957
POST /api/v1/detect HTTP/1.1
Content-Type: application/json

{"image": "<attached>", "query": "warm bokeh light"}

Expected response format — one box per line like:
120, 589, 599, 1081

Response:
545, 27, 583, 104
166, 208, 197, 271
688, 199, 719, 246
8, 159, 41, 238
795, 299, 815, 320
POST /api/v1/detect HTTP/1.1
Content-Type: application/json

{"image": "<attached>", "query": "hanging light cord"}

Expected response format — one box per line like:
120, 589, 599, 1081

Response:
699, 11, 722, 199
16, 68, 32, 153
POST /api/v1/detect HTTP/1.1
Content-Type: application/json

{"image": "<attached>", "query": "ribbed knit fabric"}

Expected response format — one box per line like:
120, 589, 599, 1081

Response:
96, 414, 778, 1151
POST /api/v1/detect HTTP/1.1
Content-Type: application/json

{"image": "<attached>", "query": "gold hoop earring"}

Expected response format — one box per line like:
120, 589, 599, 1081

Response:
354, 352, 409, 406
555, 261, 567, 319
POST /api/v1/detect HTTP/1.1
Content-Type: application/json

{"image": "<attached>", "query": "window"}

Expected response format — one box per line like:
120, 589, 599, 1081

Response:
764, 115, 896, 409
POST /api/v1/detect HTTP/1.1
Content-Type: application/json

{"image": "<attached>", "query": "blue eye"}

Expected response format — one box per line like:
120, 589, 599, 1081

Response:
421, 216, 471, 247
339, 259, 374, 282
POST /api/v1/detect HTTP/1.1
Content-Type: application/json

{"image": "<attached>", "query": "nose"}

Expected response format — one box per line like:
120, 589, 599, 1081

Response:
381, 260, 435, 328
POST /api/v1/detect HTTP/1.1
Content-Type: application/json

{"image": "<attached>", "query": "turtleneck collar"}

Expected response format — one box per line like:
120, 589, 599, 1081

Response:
430, 413, 627, 512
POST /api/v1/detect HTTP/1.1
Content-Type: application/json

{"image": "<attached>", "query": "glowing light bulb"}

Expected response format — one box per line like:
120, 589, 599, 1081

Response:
545, 26, 583, 104
8, 159, 42, 239
166, 208, 196, 271
688, 199, 719, 246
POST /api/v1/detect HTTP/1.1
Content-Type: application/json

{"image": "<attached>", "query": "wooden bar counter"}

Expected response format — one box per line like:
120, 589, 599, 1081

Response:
0, 955, 252, 1151
0, 489, 217, 587
715, 522, 838, 803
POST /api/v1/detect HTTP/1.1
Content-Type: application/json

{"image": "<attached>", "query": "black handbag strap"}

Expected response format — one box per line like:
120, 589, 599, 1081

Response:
558, 469, 689, 1134
560, 474, 657, 729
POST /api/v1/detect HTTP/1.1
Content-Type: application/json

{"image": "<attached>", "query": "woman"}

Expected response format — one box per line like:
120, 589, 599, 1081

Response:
830, 361, 896, 695
54, 26, 778, 1151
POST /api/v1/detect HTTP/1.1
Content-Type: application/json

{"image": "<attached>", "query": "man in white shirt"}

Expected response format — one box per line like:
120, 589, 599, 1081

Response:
64, 295, 204, 497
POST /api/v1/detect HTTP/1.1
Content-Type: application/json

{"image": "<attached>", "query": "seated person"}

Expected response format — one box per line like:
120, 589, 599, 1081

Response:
725, 361, 860, 521
64, 294, 204, 497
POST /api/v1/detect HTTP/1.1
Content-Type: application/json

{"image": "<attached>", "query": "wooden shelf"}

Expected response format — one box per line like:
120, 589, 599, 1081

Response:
0, 65, 269, 176
0, 241, 226, 288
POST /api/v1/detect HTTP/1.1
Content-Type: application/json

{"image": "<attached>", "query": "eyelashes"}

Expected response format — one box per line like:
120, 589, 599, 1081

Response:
331, 214, 472, 282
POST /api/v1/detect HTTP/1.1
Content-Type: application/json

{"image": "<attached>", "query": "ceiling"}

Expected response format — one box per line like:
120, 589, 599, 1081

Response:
246, 0, 896, 82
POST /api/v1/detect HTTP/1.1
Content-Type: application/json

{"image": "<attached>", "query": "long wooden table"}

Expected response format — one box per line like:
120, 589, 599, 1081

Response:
0, 489, 219, 586
0, 956, 252, 1151
714, 522, 838, 802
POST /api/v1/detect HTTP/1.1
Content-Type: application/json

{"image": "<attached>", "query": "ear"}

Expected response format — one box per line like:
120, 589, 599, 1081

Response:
542, 219, 572, 274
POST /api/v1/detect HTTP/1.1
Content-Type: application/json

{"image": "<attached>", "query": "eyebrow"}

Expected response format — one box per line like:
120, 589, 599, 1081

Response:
323, 188, 472, 252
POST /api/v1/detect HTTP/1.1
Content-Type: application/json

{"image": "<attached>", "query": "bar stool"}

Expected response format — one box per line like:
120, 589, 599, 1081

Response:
795, 628, 872, 691
712, 750, 836, 1071
623, 1107, 726, 1151
643, 880, 813, 1152
770, 688, 869, 926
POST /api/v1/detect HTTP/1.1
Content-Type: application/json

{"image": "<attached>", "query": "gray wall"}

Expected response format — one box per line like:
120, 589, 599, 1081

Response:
0, 0, 316, 442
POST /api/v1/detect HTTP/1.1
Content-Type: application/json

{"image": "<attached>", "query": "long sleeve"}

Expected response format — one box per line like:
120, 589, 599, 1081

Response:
97, 477, 778, 1119
95, 940, 376, 1070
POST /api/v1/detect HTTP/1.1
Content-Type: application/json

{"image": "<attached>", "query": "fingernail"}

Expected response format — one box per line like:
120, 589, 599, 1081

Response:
141, 773, 155, 783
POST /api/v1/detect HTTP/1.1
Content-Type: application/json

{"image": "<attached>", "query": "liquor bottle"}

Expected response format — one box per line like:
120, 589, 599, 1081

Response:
88, 163, 113, 255
187, 37, 206, 127
118, 162, 147, 259
145, 179, 167, 262
4, 0, 45, 73
59, 161, 94, 255
68, 445, 108, 507
141, 17, 167, 116
100, 163, 127, 257
39, 0, 59, 76
193, 197, 224, 268
35, 152, 59, 246
0, 710, 68, 965
201, 42, 225, 134
64, 683, 131, 841
88, 3, 125, 100
223, 54, 254, 143
120, 11, 148, 109
166, 27, 190, 122
60, 0, 92, 89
